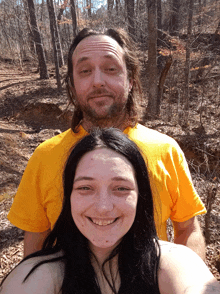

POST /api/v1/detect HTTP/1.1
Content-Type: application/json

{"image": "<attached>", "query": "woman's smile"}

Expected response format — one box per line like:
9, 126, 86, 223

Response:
88, 217, 119, 226
70, 148, 138, 253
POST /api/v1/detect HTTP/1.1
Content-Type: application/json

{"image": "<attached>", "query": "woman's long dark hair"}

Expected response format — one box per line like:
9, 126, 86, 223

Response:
2, 128, 160, 294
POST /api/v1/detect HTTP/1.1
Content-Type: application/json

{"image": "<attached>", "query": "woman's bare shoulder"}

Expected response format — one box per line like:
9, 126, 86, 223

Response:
0, 252, 64, 294
158, 241, 220, 294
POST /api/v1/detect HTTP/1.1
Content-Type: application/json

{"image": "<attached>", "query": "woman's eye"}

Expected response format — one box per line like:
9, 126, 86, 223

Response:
115, 187, 130, 191
77, 186, 91, 191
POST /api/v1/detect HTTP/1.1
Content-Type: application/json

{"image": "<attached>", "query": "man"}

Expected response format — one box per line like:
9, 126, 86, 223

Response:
8, 28, 206, 259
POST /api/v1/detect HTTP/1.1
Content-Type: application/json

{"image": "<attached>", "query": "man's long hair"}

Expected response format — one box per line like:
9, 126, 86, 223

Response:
65, 28, 143, 132
5, 128, 161, 294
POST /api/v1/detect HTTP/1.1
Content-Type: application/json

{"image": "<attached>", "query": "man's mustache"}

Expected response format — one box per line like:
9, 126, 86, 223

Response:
87, 89, 114, 99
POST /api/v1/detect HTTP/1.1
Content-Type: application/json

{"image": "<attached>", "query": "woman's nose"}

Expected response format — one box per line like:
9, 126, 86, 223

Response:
95, 192, 114, 213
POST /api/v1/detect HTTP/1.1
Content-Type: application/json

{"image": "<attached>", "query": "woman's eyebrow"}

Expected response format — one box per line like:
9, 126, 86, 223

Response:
74, 176, 94, 183
111, 177, 132, 182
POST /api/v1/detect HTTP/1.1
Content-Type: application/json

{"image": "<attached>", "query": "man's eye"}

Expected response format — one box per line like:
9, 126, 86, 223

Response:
80, 69, 90, 74
106, 67, 116, 72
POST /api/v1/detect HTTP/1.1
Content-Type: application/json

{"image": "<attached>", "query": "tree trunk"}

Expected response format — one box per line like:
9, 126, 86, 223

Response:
212, 20, 220, 42
184, 0, 194, 114
157, 56, 173, 111
57, 0, 68, 21
198, 0, 202, 31
26, 0, 49, 79
0, 21, 15, 61
170, 0, 180, 36
23, 0, 36, 57
115, 0, 120, 15
70, 0, 78, 37
86, 0, 91, 17
126, 0, 135, 39
145, 0, 159, 118
157, 0, 163, 45
47, 0, 64, 68
107, 0, 114, 18
46, 0, 62, 90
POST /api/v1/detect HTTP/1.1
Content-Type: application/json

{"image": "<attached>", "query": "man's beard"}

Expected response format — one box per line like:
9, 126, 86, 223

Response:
80, 100, 127, 122
79, 87, 128, 122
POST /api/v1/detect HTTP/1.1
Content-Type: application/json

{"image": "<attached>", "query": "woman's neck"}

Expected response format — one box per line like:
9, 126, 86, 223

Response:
91, 253, 120, 294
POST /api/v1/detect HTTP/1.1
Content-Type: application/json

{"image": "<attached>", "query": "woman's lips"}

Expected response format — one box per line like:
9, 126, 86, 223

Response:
88, 217, 118, 226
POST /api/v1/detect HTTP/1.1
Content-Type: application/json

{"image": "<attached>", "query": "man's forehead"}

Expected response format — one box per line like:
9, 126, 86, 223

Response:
72, 35, 125, 64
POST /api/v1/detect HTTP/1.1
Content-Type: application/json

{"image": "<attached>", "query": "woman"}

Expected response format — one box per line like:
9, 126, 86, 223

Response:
1, 128, 219, 294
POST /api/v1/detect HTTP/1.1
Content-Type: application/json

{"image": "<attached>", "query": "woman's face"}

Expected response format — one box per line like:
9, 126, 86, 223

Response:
70, 148, 138, 254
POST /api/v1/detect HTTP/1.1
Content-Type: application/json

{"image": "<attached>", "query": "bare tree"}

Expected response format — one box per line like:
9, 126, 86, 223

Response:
26, 0, 49, 79
212, 20, 220, 42
47, 0, 62, 90
145, 0, 159, 117
70, 0, 78, 37
157, 0, 163, 45
23, 0, 35, 57
126, 0, 135, 39
107, 0, 114, 18
47, 0, 64, 68
170, 0, 181, 36
86, 0, 92, 17
184, 0, 194, 114
57, 0, 68, 21
115, 0, 120, 15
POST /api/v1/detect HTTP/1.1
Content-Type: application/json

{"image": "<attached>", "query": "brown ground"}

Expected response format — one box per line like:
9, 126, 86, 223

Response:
0, 61, 219, 283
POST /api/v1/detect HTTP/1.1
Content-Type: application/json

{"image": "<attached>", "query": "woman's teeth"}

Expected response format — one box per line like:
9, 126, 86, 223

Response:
90, 218, 117, 226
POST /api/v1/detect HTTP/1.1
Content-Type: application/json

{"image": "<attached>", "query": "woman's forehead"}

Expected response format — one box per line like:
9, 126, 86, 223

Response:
74, 148, 136, 181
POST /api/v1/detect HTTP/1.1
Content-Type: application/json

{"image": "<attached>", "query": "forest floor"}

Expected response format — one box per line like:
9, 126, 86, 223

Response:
0, 60, 220, 282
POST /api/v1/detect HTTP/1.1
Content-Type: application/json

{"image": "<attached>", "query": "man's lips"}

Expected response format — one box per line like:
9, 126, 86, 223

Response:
89, 96, 112, 100
88, 91, 114, 100
87, 217, 119, 226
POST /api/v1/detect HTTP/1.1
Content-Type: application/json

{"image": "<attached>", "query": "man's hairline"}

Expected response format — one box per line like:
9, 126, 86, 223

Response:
71, 34, 127, 70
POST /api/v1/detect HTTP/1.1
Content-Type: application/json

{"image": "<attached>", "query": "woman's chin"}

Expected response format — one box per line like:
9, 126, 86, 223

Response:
89, 238, 122, 254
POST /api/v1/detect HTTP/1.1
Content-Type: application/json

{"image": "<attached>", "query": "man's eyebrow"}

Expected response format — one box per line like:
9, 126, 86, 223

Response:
75, 57, 89, 66
103, 54, 117, 60
75, 54, 119, 67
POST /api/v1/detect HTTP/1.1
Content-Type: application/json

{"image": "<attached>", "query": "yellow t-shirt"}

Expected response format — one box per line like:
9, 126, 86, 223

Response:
8, 124, 206, 240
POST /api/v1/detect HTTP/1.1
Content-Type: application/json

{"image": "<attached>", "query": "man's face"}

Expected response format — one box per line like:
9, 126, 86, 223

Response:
72, 35, 132, 121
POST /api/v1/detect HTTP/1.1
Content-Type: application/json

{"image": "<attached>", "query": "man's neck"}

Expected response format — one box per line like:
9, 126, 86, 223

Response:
81, 114, 130, 132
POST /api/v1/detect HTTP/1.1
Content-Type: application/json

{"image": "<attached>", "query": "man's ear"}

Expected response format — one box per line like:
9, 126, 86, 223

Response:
68, 76, 74, 91
67, 77, 77, 106
129, 78, 133, 92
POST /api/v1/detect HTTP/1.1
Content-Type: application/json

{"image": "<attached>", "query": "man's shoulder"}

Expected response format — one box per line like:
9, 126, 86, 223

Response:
25, 127, 88, 169
126, 123, 179, 149
33, 127, 87, 158
36, 128, 77, 151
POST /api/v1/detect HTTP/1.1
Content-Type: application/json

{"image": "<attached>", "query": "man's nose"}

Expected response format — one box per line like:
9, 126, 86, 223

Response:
95, 191, 113, 213
93, 68, 105, 88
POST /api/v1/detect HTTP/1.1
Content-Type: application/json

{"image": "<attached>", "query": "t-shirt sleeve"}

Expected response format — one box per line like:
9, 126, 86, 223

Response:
7, 147, 51, 232
167, 142, 206, 222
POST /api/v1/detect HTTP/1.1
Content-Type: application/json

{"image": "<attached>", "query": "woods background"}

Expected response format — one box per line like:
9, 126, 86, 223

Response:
0, 0, 220, 282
